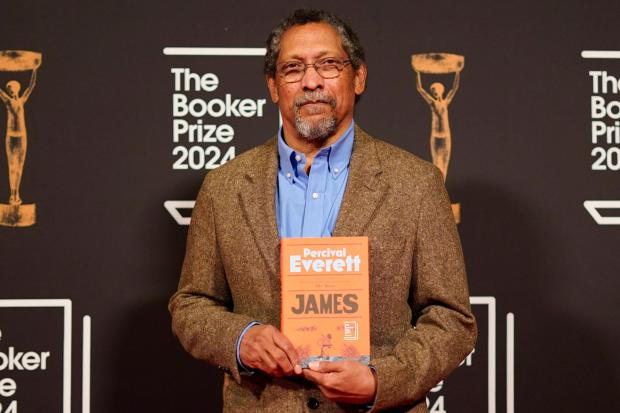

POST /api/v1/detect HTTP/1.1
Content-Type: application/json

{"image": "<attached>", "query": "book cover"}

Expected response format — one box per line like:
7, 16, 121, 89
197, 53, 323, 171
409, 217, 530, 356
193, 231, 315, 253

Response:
280, 236, 370, 367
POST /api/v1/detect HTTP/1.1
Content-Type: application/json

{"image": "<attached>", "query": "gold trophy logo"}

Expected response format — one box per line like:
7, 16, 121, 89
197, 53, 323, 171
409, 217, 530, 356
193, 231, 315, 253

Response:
0, 50, 40, 227
412, 53, 463, 223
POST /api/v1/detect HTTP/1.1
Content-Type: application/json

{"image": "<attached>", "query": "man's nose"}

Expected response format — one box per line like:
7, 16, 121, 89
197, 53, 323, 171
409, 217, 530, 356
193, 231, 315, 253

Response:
301, 65, 324, 90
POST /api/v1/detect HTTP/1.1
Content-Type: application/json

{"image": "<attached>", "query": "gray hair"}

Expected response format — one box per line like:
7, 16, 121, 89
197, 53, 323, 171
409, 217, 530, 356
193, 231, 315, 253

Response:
264, 9, 366, 78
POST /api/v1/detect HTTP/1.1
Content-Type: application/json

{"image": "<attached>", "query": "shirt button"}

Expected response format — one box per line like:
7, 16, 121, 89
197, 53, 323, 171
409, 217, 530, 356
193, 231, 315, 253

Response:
286, 172, 291, 178
312, 192, 319, 199
295, 155, 302, 162
334, 168, 340, 174
307, 397, 320, 409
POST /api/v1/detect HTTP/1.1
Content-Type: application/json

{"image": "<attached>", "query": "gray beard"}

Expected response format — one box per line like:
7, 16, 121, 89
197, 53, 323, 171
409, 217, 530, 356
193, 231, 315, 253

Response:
294, 113, 337, 141
293, 91, 337, 141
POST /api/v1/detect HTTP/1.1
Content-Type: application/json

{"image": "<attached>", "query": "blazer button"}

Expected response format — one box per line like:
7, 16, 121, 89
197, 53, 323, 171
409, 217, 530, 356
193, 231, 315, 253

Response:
307, 397, 320, 409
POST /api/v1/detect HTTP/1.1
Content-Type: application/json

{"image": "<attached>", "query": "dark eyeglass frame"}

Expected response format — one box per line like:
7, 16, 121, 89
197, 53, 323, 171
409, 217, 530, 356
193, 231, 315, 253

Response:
276, 58, 352, 83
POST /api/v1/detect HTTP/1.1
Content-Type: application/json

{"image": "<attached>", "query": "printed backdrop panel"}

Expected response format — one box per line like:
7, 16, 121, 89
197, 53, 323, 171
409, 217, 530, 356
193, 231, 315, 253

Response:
1, 0, 619, 411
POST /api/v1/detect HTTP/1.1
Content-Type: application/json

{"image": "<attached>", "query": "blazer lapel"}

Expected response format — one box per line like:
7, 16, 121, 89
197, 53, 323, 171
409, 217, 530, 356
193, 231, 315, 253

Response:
238, 128, 387, 274
239, 138, 280, 276
333, 126, 389, 237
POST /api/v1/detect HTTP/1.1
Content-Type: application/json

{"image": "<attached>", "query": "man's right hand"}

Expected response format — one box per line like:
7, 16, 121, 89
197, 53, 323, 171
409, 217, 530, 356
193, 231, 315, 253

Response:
240, 324, 302, 377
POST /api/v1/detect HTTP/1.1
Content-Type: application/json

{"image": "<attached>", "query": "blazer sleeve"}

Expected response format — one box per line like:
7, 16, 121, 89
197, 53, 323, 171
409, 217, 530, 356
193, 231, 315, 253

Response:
168, 174, 254, 383
371, 167, 477, 411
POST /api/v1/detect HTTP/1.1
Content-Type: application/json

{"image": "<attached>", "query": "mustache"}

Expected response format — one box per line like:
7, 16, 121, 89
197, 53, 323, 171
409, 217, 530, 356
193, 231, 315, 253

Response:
294, 91, 336, 110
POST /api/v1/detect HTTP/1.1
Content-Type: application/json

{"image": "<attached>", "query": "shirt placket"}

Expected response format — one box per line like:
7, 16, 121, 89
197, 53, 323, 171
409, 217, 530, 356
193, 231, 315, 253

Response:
301, 151, 329, 237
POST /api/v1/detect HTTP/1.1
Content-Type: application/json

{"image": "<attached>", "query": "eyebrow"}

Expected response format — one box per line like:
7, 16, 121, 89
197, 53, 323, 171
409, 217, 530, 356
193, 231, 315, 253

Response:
280, 50, 338, 62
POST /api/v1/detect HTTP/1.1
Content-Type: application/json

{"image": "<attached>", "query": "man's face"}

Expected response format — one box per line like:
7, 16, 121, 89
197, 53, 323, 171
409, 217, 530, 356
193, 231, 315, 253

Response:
267, 22, 366, 142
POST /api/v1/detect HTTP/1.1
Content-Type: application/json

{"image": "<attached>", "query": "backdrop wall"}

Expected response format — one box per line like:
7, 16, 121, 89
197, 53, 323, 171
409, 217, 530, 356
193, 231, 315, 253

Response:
1, 1, 619, 412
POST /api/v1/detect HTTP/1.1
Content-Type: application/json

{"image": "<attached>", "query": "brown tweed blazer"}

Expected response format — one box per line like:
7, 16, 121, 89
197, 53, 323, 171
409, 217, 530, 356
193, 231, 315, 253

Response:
169, 126, 477, 412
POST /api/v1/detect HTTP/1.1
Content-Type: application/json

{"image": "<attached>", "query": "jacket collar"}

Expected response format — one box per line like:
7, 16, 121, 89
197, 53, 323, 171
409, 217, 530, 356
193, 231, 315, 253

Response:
240, 124, 388, 276
333, 125, 388, 237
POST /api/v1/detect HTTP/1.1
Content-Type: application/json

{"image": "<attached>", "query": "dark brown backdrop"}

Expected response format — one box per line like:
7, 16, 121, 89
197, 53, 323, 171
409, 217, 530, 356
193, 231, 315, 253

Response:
1, 1, 619, 411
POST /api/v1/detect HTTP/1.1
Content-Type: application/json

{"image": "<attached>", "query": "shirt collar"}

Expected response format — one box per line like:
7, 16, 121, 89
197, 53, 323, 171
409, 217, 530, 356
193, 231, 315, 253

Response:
277, 120, 355, 182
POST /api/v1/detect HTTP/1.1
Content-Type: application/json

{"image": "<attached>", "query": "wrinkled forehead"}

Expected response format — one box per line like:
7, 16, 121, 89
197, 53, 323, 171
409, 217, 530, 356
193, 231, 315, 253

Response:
278, 22, 347, 63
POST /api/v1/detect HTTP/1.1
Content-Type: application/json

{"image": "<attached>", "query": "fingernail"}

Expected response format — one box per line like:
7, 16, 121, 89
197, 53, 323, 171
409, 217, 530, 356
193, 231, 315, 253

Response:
294, 365, 302, 374
308, 361, 319, 370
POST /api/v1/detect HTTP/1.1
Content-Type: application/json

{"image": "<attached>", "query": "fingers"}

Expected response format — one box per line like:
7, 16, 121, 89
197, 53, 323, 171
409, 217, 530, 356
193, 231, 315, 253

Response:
302, 367, 325, 384
303, 361, 345, 385
272, 329, 300, 367
264, 344, 295, 376
303, 361, 344, 386
239, 324, 301, 377
256, 350, 280, 376
308, 360, 345, 373
303, 362, 377, 404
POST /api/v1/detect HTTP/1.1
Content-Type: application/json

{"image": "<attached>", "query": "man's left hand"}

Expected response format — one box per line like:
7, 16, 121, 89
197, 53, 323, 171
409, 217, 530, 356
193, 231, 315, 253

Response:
302, 360, 377, 405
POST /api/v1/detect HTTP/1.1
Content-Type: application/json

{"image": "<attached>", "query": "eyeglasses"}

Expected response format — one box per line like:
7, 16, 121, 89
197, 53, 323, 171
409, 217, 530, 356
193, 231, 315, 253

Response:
277, 58, 352, 83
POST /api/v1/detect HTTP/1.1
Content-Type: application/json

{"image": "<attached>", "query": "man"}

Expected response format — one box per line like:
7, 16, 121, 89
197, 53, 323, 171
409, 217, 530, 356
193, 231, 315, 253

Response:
169, 9, 476, 412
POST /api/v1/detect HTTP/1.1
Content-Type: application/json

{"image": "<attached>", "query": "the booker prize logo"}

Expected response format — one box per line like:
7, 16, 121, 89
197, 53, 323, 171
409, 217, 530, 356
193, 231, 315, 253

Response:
412, 53, 463, 223
0, 328, 52, 412
170, 67, 267, 171
0, 50, 41, 227
583, 52, 620, 225
164, 47, 271, 225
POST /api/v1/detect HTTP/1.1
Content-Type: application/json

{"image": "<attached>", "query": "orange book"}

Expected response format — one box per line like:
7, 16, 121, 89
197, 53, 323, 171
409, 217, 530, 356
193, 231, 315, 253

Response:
280, 236, 370, 367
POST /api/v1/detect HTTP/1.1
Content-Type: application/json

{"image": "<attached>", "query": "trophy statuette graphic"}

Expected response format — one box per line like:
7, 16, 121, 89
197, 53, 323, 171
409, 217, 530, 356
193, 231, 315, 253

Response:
0, 50, 40, 227
412, 52, 463, 223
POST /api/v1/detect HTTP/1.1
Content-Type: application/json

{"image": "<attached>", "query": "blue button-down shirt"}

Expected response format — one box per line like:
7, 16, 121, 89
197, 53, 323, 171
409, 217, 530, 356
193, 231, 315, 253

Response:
276, 121, 354, 237
235, 121, 355, 373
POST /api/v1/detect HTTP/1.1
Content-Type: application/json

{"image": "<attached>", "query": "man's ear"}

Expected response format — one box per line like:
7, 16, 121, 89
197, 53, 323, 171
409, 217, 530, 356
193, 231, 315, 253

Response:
353, 63, 367, 95
266, 75, 279, 103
